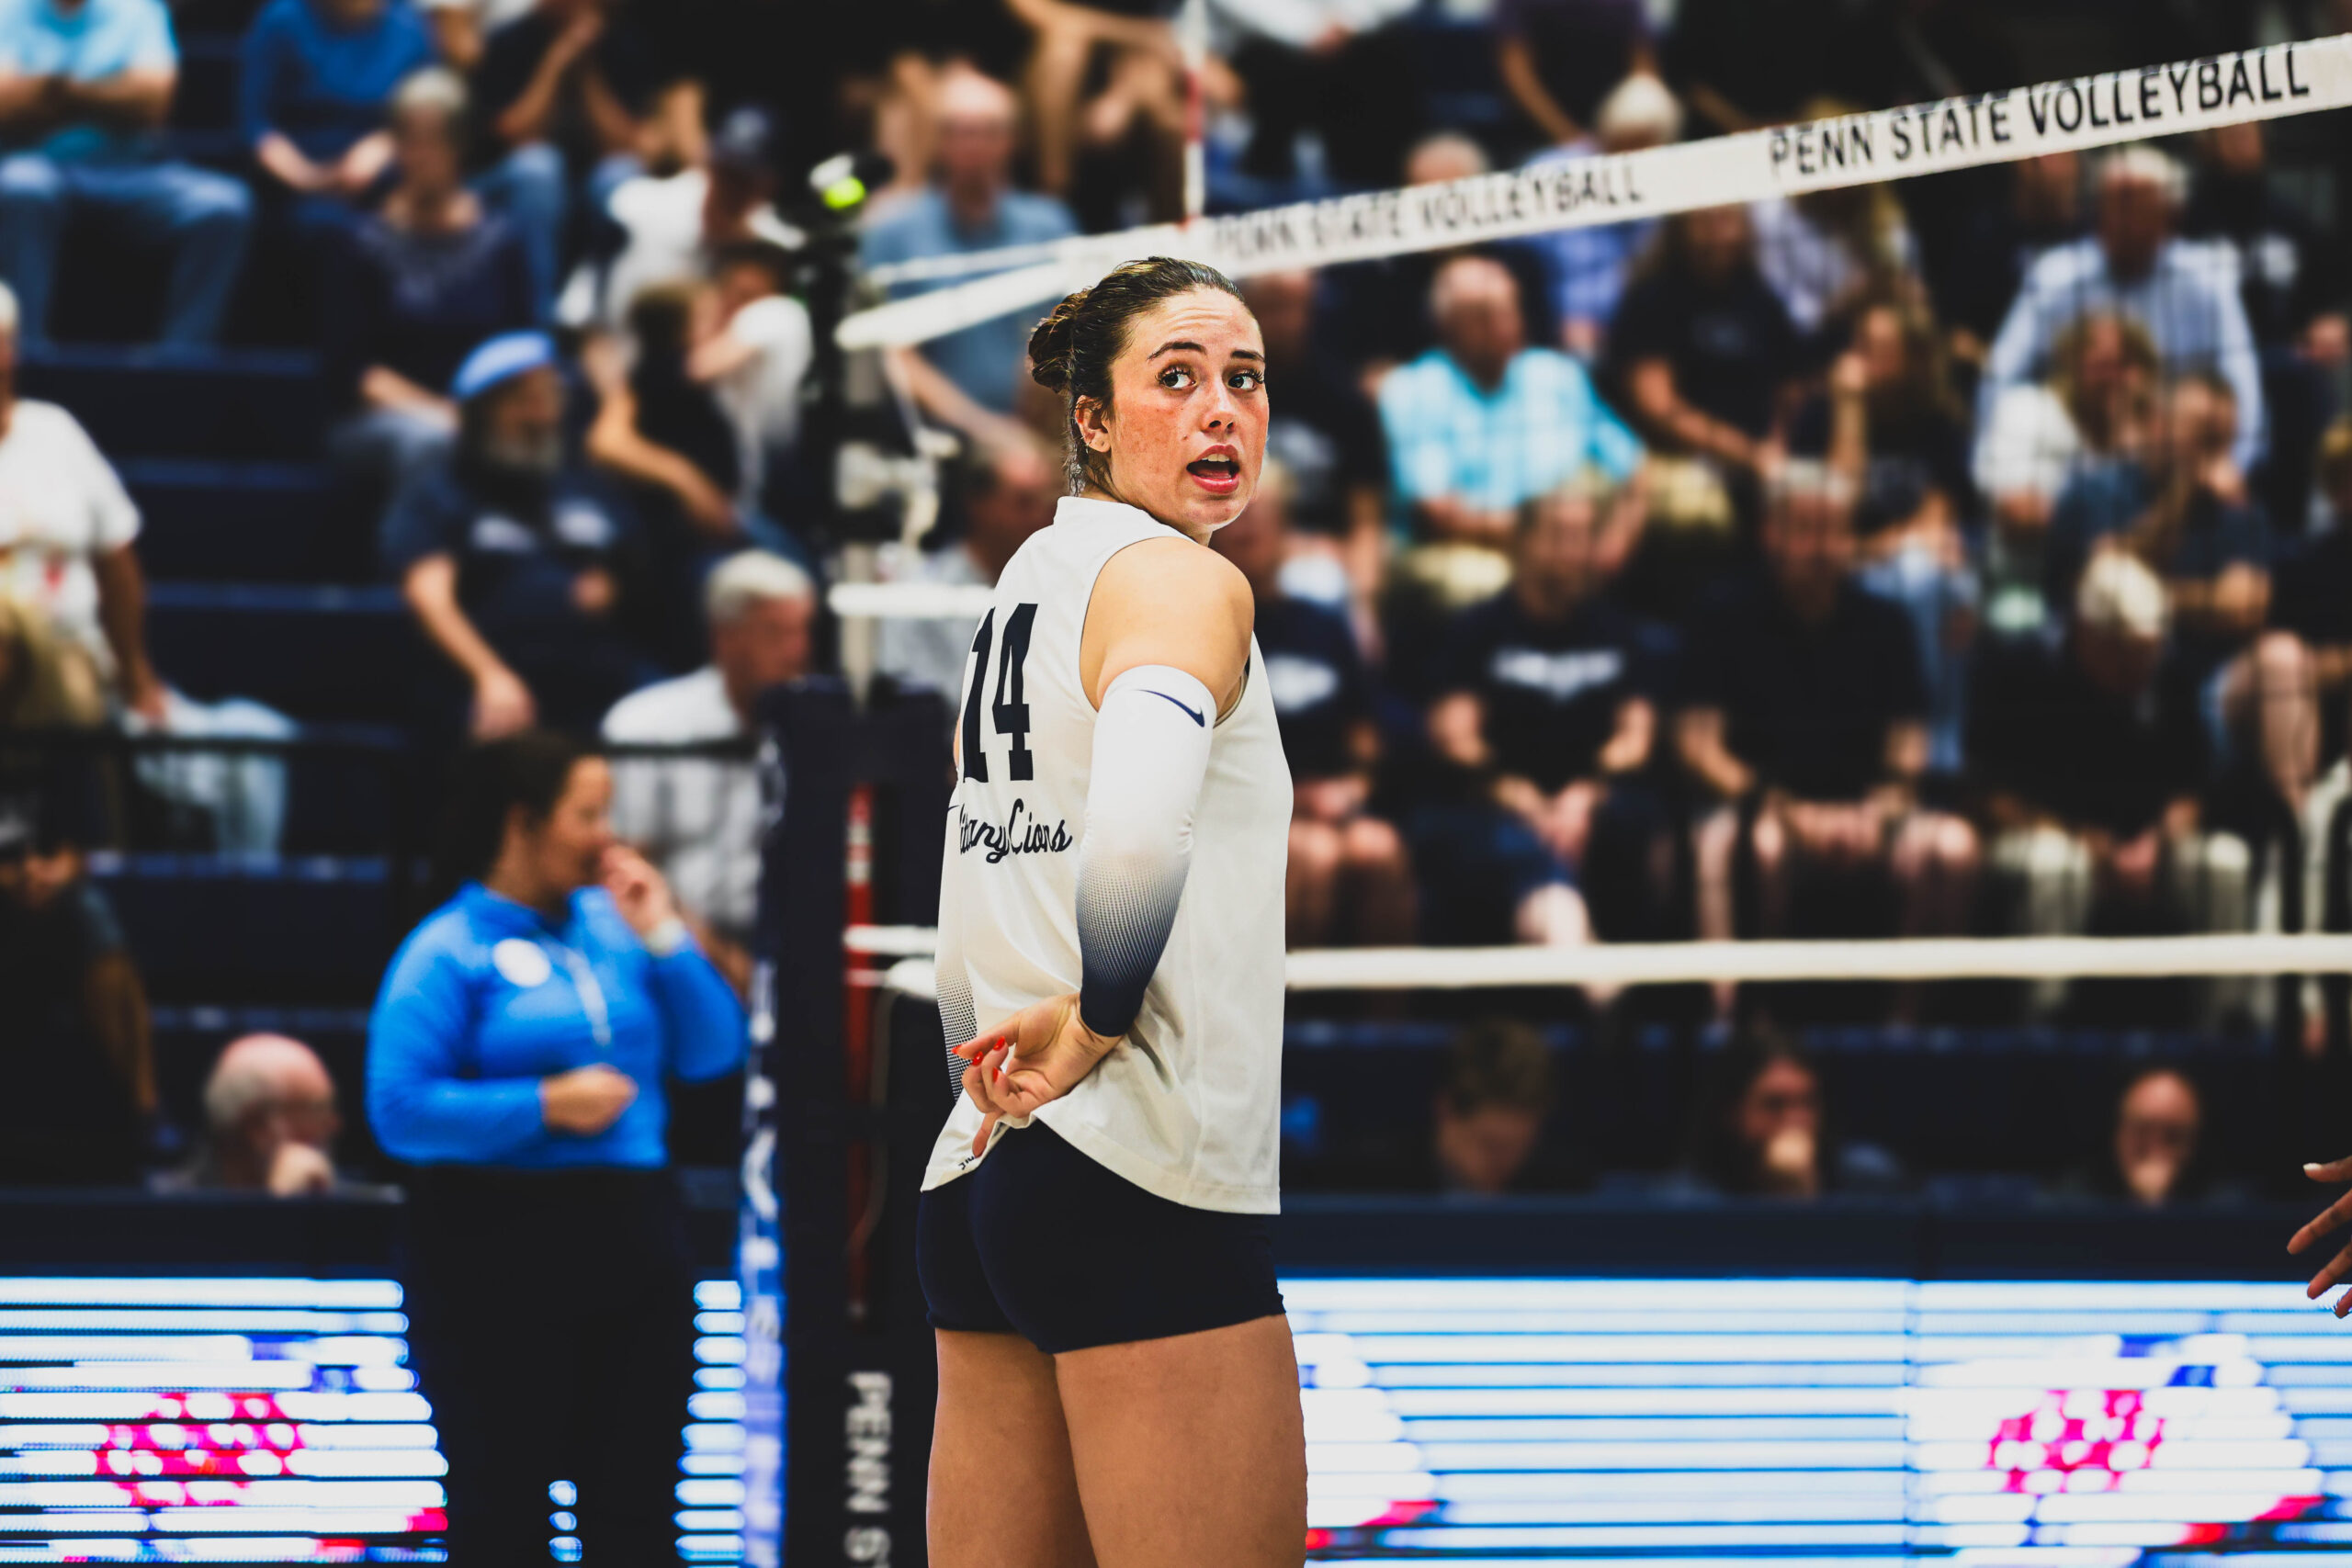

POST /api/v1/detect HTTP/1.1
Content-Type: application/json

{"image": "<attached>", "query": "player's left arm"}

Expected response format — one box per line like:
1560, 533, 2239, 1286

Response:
954, 541, 1252, 1155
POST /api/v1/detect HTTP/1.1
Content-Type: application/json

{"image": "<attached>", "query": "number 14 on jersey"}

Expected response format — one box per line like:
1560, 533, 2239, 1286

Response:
960, 603, 1037, 784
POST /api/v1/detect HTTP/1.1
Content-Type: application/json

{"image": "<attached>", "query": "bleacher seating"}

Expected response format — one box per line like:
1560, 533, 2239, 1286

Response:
20, 347, 325, 460
125, 460, 356, 582
1278, 1021, 2287, 1191
146, 583, 434, 724
88, 852, 408, 1006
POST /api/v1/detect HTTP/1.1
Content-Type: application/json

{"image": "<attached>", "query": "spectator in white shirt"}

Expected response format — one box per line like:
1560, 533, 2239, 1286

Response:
0, 279, 297, 848
568, 105, 798, 335
602, 549, 812, 992
689, 241, 810, 517
0, 280, 164, 720
877, 434, 1057, 702
1973, 311, 2160, 639
1983, 146, 2265, 473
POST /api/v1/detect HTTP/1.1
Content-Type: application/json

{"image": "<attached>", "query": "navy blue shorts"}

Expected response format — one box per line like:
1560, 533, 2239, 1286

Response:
917, 1121, 1284, 1355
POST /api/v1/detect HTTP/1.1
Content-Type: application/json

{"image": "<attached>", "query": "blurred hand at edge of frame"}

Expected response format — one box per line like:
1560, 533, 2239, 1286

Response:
2289, 1156, 2352, 1316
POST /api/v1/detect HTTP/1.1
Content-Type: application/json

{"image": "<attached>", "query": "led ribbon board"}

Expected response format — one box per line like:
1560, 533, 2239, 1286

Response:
0, 1277, 744, 1566
1292, 1278, 2352, 1565
8, 1276, 2352, 1563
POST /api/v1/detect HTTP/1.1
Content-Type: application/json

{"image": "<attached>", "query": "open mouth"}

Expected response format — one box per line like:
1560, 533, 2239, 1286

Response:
1187, 455, 1240, 490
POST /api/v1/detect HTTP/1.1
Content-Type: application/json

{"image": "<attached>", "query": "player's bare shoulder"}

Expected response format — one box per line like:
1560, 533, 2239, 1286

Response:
1087, 538, 1254, 708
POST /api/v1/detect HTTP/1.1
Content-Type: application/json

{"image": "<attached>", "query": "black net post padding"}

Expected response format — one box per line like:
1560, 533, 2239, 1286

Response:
741, 677, 950, 1568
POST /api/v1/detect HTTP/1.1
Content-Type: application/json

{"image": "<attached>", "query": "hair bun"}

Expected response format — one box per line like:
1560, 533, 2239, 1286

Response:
1027, 288, 1089, 392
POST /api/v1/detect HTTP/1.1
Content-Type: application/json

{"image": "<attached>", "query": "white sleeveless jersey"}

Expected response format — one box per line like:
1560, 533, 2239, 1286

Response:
921, 495, 1291, 1213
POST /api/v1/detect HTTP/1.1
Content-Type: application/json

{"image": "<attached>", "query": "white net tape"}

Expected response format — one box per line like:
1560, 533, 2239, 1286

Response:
851, 928, 2352, 994
842, 34, 2352, 350
827, 581, 997, 621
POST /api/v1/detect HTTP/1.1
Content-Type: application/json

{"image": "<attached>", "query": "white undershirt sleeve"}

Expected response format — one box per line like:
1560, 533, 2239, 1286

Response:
1075, 664, 1216, 1039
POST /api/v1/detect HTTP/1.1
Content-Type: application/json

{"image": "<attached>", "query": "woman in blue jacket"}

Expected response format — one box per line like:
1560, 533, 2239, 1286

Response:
368, 728, 745, 1565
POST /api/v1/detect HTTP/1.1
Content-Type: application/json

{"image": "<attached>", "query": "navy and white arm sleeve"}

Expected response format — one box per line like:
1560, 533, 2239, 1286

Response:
1075, 664, 1216, 1039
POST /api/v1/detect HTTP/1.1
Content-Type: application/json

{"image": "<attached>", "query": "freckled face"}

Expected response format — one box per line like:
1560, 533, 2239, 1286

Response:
1076, 288, 1269, 537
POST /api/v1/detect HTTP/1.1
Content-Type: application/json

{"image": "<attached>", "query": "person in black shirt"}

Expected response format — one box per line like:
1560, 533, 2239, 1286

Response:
471, 0, 673, 309
1418, 476, 1673, 946
0, 806, 153, 1186
1925, 151, 2086, 366
325, 70, 537, 513
1660, 0, 1843, 136
2183, 119, 2350, 531
1970, 550, 2247, 1021
1604, 203, 1802, 548
1241, 268, 1388, 626
1494, 0, 1653, 150
1679, 463, 1977, 991
2048, 375, 2316, 826
1680, 1031, 1905, 1199
1790, 298, 1979, 775
1212, 469, 1413, 948
2275, 422, 2352, 765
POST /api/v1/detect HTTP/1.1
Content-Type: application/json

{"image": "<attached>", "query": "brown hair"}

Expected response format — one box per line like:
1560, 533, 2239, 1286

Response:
1027, 255, 1247, 495
1438, 1018, 1556, 1118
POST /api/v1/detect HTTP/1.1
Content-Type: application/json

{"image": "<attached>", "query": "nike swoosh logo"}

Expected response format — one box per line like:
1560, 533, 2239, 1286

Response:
1144, 689, 1204, 726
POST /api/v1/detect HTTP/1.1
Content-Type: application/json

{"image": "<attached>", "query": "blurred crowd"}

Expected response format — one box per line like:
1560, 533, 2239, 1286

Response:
840, 1, 2352, 1047
6, 0, 2352, 1194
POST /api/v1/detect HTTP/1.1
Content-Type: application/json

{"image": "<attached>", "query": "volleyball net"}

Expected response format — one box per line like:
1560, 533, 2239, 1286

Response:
841, 33, 2352, 351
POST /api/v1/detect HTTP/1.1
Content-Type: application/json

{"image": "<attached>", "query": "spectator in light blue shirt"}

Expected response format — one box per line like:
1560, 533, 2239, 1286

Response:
368, 729, 744, 1565
0, 0, 253, 344
1984, 145, 2266, 474
859, 63, 1075, 441
1379, 252, 1644, 548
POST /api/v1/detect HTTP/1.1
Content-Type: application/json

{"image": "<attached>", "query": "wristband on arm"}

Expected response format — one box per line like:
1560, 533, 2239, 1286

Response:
1075, 664, 1216, 1039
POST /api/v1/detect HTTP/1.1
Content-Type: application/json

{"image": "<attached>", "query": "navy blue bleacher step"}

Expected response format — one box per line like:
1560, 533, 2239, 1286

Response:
169, 35, 241, 139
90, 853, 405, 1006
122, 460, 365, 582
20, 346, 324, 462
145, 583, 432, 725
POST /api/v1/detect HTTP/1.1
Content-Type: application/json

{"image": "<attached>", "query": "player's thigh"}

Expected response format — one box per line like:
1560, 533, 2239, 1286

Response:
1056, 1314, 1306, 1568
931, 1329, 1097, 1568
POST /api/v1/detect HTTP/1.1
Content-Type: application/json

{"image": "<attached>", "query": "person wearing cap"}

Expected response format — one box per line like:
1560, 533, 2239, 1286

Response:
383, 329, 651, 738
1984, 145, 2267, 474
1968, 548, 2247, 1022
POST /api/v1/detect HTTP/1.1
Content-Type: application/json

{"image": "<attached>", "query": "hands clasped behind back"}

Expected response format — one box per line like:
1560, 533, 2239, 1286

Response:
954, 992, 1120, 1158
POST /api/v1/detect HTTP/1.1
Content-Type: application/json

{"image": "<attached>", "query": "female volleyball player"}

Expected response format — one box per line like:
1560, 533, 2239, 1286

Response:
916, 255, 1306, 1567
